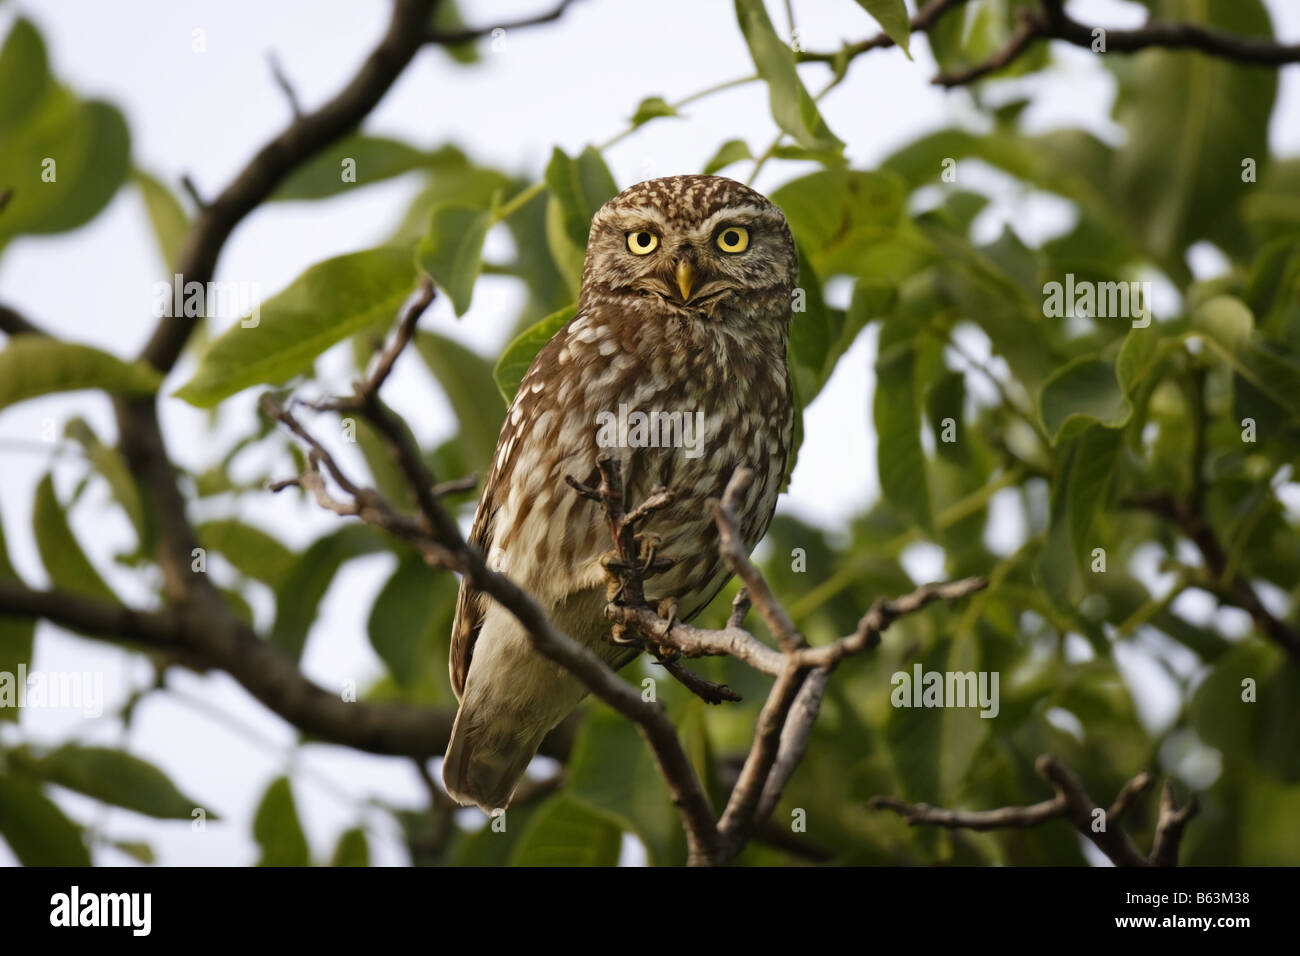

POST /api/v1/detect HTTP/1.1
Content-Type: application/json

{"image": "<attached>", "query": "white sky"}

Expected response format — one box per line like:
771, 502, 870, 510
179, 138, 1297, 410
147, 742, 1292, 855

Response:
1, 0, 1298, 866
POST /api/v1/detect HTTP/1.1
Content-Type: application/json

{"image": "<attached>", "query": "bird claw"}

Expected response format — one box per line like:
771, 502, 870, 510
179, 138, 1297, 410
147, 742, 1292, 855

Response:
652, 598, 680, 659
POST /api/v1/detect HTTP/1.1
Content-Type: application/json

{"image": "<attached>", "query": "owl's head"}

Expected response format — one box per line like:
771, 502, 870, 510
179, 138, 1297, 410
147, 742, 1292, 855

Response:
578, 175, 797, 327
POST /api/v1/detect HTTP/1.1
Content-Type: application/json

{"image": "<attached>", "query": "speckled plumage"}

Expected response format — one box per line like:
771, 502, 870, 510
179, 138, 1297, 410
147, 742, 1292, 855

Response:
443, 175, 797, 811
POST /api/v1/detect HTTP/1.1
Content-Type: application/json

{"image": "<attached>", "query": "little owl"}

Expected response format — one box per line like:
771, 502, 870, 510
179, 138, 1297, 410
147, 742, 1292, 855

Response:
444, 174, 797, 811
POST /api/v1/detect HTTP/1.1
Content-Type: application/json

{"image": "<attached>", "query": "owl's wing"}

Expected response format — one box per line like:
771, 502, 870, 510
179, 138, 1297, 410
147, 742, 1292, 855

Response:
449, 529, 490, 701
448, 316, 575, 699
449, 401, 510, 700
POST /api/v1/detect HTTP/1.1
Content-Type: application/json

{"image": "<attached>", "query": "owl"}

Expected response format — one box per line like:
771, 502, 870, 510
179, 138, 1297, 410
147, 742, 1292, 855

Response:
443, 174, 798, 811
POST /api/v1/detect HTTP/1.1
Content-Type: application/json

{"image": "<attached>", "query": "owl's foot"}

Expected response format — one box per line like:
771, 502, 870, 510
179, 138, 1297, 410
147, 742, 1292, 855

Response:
652, 598, 680, 660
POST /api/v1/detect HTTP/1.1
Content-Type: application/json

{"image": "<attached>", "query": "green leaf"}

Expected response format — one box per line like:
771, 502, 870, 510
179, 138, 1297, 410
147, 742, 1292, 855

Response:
0, 518, 34, 723
174, 245, 417, 408
351, 414, 411, 505
1243, 158, 1300, 245
874, 323, 932, 532
734, 0, 843, 153
493, 305, 575, 403
273, 134, 432, 200
927, 0, 1049, 81
0, 337, 161, 412
196, 519, 296, 588
508, 794, 622, 866
1037, 356, 1132, 444
769, 169, 909, 279
854, 0, 911, 56
630, 95, 677, 128
108, 840, 155, 864
330, 827, 370, 866
416, 204, 493, 316
0, 19, 51, 134
64, 418, 148, 550
882, 127, 1135, 272
133, 169, 190, 270
544, 146, 618, 294
439, 802, 540, 866
429, 0, 484, 64
1065, 424, 1122, 573
16, 744, 210, 820
545, 146, 618, 247
785, 366, 804, 492
33, 473, 114, 604
1116, 323, 1174, 398
0, 21, 131, 250
270, 524, 386, 660
885, 639, 950, 803
927, 368, 969, 465
1192, 295, 1300, 419
566, 704, 687, 866
253, 776, 310, 866
1113, 0, 1276, 263
938, 631, 990, 799
789, 261, 885, 404
703, 138, 752, 175
0, 774, 90, 865
367, 554, 449, 690
413, 329, 505, 470
387, 146, 514, 243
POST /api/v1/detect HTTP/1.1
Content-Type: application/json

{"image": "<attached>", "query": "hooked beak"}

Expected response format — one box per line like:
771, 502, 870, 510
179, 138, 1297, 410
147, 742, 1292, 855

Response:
675, 259, 696, 302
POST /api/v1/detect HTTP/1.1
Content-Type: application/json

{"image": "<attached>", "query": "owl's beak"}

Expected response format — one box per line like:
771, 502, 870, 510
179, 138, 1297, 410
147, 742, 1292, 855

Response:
675, 259, 696, 302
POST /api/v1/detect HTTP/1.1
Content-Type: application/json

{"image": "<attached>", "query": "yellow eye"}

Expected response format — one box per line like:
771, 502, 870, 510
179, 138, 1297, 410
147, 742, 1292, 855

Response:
715, 225, 749, 254
626, 231, 659, 255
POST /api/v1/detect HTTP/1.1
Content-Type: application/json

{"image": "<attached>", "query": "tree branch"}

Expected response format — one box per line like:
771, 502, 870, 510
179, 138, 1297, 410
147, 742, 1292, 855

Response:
1124, 490, 1300, 661
0, 303, 49, 337
263, 279, 987, 864
567, 457, 740, 706
797, 0, 973, 64
426, 0, 582, 45
871, 754, 1199, 866
0, 578, 463, 759
933, 6, 1042, 87
267, 290, 724, 863
1038, 0, 1300, 65
932, 0, 1300, 87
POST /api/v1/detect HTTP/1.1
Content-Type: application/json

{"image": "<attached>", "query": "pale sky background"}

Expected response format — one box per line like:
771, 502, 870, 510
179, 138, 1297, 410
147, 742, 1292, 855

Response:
1, 0, 1298, 866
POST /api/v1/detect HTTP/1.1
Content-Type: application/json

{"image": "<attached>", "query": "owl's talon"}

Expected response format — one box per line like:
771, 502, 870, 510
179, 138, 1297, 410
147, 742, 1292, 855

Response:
652, 598, 680, 658
599, 553, 635, 573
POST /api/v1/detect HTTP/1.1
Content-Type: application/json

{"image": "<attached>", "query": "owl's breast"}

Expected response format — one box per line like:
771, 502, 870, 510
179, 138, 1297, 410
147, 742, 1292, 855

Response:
482, 306, 792, 618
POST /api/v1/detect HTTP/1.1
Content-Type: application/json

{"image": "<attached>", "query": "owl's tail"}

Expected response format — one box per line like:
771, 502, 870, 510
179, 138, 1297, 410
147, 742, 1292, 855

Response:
442, 705, 546, 813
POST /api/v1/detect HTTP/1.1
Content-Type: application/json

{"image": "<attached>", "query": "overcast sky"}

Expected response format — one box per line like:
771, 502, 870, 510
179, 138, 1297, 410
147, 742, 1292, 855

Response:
1, 0, 1297, 866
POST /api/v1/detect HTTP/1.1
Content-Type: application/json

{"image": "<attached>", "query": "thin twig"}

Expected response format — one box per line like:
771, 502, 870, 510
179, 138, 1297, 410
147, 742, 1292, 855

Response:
0, 303, 48, 337
797, 0, 973, 64
872, 755, 1199, 866
427, 0, 582, 44
931, 0, 1300, 87
179, 173, 207, 210
267, 51, 303, 118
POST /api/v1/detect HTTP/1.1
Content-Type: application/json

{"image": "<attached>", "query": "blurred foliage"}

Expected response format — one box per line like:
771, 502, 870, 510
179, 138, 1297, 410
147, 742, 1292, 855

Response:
1, 0, 1299, 866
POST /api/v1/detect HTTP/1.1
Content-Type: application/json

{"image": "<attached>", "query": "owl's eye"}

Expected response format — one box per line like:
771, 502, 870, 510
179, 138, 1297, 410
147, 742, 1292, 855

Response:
626, 231, 659, 255
715, 225, 750, 254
